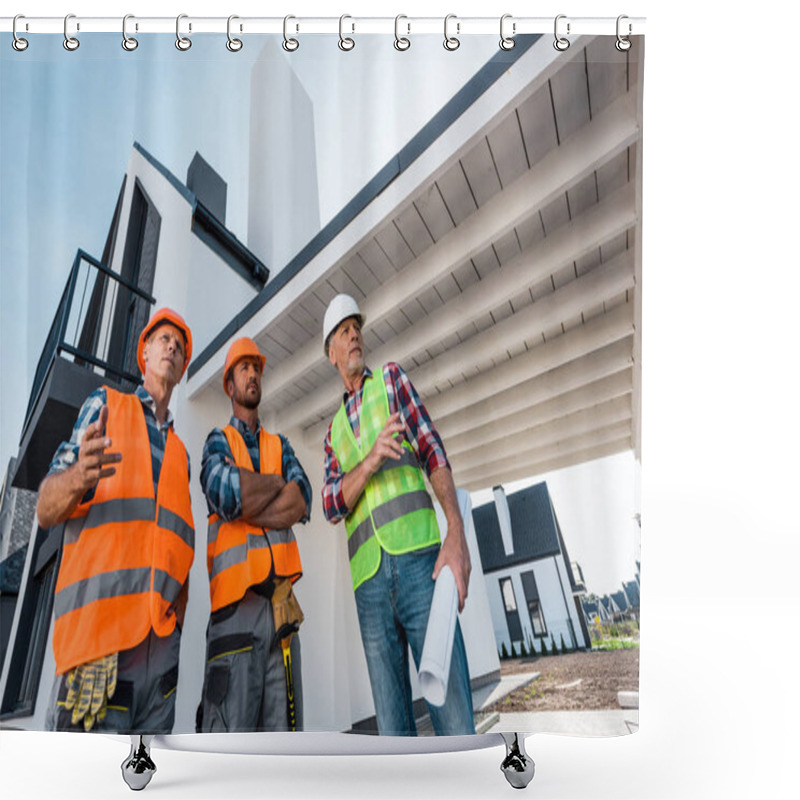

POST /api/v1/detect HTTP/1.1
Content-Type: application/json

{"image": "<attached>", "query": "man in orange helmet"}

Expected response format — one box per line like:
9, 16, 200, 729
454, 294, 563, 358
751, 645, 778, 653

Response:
38, 307, 195, 744
197, 337, 311, 732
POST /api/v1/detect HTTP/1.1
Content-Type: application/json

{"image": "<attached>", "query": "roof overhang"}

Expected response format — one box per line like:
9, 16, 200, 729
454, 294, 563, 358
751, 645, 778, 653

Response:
186, 34, 644, 491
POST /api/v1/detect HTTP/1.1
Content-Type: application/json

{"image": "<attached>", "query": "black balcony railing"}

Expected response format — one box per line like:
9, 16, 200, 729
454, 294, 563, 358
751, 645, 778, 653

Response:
21, 250, 155, 444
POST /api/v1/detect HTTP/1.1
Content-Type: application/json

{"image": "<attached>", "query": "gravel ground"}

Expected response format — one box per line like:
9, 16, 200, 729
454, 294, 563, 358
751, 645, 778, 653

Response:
487, 648, 639, 713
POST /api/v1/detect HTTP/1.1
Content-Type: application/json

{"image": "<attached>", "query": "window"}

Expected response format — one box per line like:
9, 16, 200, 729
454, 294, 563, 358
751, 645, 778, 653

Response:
521, 570, 547, 638
499, 577, 523, 644
528, 599, 547, 636
501, 577, 517, 611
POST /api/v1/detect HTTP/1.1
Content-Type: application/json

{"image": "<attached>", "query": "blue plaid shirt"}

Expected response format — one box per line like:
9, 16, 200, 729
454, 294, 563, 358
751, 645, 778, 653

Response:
200, 416, 312, 523
47, 385, 189, 502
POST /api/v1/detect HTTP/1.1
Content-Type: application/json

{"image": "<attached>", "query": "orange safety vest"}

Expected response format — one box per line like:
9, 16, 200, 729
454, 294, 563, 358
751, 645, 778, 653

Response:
52, 388, 195, 676
206, 425, 302, 612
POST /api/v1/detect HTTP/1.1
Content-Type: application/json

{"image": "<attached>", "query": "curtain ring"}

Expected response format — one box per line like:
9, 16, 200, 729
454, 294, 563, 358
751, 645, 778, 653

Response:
615, 15, 632, 52
12, 15, 29, 52
122, 14, 138, 51
394, 14, 410, 51
553, 14, 570, 51
63, 13, 80, 51
338, 14, 355, 51
175, 14, 192, 50
443, 14, 460, 51
227, 15, 243, 51
499, 14, 515, 50
283, 15, 299, 51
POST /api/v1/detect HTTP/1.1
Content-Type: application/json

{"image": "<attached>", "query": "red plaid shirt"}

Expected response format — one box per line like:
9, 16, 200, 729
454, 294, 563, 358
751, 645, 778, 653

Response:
322, 363, 450, 524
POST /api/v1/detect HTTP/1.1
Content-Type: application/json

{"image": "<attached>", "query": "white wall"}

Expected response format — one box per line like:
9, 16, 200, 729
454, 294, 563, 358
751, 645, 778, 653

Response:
248, 41, 321, 272
184, 237, 258, 359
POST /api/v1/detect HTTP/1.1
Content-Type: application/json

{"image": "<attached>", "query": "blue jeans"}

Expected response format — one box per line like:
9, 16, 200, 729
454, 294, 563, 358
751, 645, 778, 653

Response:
354, 545, 475, 736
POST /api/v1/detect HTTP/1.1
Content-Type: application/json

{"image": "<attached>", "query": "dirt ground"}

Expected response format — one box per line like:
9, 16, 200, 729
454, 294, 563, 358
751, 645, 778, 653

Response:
486, 648, 639, 713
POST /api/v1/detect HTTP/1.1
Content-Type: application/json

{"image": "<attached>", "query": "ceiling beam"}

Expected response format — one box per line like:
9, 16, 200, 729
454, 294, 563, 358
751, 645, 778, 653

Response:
260, 92, 639, 404
280, 195, 636, 432
449, 396, 631, 478
442, 368, 633, 459
458, 438, 631, 493
435, 337, 633, 440
303, 302, 634, 447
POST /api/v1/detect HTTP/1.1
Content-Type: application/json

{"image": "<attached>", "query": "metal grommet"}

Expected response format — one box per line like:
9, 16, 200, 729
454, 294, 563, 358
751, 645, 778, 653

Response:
615, 15, 632, 52
227, 15, 243, 52
443, 14, 460, 51
122, 14, 138, 51
499, 14, 515, 50
283, 15, 299, 52
394, 14, 410, 51
176, 14, 192, 51
553, 14, 570, 51
12, 14, 28, 51
63, 13, 80, 51
338, 14, 355, 51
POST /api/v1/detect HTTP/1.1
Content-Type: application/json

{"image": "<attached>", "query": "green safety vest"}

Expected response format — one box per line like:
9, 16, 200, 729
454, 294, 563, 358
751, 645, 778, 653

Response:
331, 369, 440, 591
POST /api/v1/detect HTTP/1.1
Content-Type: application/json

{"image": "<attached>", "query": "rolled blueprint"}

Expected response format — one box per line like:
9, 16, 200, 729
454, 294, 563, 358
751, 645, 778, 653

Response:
418, 565, 458, 707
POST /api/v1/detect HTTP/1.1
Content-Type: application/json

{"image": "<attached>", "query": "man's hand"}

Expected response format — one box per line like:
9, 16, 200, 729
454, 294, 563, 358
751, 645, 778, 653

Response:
432, 516, 472, 613
37, 404, 122, 529
75, 405, 122, 494
429, 466, 471, 612
364, 412, 405, 475
64, 652, 118, 731
341, 412, 406, 512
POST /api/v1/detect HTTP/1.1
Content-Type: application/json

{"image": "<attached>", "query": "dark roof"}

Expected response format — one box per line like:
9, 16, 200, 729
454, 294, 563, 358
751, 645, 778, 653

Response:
582, 600, 599, 616
611, 590, 629, 610
472, 482, 561, 573
623, 580, 640, 607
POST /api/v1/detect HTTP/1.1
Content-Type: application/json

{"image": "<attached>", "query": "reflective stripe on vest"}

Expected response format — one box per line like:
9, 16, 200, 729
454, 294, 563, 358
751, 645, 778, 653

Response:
52, 387, 195, 675
330, 368, 440, 592
206, 425, 302, 612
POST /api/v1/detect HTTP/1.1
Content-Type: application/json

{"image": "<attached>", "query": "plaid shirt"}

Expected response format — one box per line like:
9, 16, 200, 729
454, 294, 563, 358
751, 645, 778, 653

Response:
322, 363, 450, 524
200, 416, 312, 523
47, 385, 189, 502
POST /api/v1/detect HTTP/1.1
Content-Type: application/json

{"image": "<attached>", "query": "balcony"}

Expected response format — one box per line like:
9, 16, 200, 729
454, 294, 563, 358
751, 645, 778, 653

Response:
12, 250, 154, 491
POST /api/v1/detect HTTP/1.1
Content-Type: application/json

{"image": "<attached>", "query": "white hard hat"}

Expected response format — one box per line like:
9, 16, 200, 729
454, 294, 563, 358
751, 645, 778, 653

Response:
323, 294, 365, 355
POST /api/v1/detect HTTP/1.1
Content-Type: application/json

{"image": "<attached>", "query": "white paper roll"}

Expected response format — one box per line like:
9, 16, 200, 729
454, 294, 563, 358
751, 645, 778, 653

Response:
418, 565, 458, 707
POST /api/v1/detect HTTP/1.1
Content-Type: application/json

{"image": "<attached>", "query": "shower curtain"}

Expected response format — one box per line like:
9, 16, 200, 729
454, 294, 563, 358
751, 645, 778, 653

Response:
0, 18, 643, 751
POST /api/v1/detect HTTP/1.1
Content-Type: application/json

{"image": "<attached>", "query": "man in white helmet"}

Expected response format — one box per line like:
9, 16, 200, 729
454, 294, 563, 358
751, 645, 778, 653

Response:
321, 294, 475, 736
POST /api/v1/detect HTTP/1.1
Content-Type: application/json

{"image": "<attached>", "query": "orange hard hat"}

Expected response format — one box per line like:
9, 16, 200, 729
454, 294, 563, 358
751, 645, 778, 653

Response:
222, 337, 266, 396
137, 307, 193, 378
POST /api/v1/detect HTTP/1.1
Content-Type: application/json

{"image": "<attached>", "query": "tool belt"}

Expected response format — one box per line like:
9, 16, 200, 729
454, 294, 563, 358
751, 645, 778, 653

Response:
271, 577, 303, 650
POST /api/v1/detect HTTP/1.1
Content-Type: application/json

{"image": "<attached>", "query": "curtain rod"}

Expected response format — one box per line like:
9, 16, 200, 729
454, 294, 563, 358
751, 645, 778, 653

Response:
1, 16, 646, 36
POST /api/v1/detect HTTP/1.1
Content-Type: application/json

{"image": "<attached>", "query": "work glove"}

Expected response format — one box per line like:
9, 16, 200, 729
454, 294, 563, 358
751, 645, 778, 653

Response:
64, 652, 118, 731
271, 578, 304, 650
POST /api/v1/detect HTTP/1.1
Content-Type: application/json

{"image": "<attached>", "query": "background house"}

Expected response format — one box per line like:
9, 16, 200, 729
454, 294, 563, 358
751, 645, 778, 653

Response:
471, 483, 590, 656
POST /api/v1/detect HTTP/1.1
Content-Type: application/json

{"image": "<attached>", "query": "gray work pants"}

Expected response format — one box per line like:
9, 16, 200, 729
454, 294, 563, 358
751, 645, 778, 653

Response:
46, 627, 181, 734
198, 588, 303, 732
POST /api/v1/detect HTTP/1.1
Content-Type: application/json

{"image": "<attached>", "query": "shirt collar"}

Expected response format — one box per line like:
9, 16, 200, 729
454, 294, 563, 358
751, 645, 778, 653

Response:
342, 365, 372, 402
135, 385, 174, 429
229, 415, 261, 438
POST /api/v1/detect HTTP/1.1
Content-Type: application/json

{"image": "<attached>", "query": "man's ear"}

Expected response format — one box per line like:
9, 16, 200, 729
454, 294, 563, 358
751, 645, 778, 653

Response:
141, 337, 151, 366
